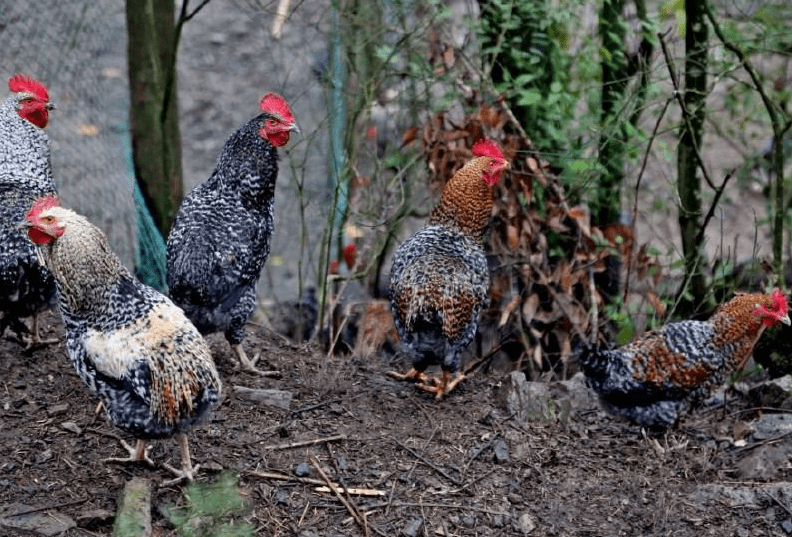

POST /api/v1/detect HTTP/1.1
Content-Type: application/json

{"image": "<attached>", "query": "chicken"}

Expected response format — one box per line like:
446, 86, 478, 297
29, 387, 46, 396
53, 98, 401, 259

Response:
389, 140, 509, 398
579, 290, 790, 429
0, 74, 58, 347
166, 93, 297, 373
25, 196, 221, 483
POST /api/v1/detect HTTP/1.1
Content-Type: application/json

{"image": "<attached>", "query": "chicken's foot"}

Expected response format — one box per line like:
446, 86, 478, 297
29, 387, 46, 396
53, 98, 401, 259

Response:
389, 367, 430, 384
232, 344, 280, 376
21, 314, 59, 349
416, 370, 465, 399
161, 433, 199, 487
104, 439, 155, 467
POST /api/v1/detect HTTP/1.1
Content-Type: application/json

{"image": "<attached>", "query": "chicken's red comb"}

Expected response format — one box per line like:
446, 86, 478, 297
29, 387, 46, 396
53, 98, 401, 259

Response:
9, 74, 49, 102
260, 93, 295, 125
771, 289, 788, 312
472, 139, 503, 160
343, 244, 356, 269
26, 195, 59, 222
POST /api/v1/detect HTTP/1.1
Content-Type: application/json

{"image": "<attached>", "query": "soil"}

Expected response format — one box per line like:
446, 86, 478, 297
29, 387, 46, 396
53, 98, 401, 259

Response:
2, 312, 791, 536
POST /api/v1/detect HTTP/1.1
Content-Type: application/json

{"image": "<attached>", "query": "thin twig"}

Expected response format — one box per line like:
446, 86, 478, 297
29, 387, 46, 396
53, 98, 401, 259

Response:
463, 433, 500, 473
624, 95, 673, 305
450, 466, 501, 495
762, 488, 792, 518
310, 456, 370, 537
2, 496, 89, 518
657, 31, 717, 191
247, 469, 341, 487
395, 439, 460, 485
261, 434, 346, 450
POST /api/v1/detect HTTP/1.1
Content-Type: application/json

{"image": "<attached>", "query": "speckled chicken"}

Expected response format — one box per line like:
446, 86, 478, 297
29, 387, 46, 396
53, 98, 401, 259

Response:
0, 74, 58, 347
389, 140, 508, 398
26, 196, 221, 483
166, 93, 297, 373
579, 290, 790, 429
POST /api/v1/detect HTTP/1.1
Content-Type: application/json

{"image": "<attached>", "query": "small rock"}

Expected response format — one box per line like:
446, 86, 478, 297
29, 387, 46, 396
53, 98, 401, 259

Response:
12, 398, 27, 409
493, 440, 509, 463
517, 512, 536, 534
294, 462, 311, 477
737, 443, 792, 480
75, 508, 115, 530
61, 422, 82, 434
273, 489, 290, 506
781, 519, 792, 534
47, 403, 69, 416
749, 414, 792, 441
37, 449, 53, 463
232, 386, 292, 410
402, 518, 423, 537
12, 380, 26, 389
0, 503, 76, 536
201, 460, 224, 472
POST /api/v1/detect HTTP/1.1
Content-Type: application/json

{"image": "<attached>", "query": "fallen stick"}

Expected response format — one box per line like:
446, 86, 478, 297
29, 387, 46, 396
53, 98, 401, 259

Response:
260, 434, 346, 450
246, 470, 383, 496
395, 440, 461, 485
310, 456, 369, 537
314, 486, 385, 497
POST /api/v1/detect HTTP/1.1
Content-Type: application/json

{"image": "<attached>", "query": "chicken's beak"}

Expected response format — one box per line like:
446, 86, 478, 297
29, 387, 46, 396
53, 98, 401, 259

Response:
47, 102, 56, 111
782, 313, 791, 326
289, 122, 300, 135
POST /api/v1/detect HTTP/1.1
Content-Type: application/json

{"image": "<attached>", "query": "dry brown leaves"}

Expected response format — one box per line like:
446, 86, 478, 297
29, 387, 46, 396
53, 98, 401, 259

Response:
419, 104, 662, 380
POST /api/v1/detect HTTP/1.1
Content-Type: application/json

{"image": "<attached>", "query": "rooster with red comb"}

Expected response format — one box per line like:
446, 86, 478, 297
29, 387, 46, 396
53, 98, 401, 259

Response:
389, 140, 509, 398
0, 73, 58, 347
166, 92, 298, 373
579, 289, 791, 429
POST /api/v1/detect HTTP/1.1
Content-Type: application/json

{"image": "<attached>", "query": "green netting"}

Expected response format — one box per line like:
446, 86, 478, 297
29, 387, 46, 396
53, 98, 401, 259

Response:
132, 179, 168, 291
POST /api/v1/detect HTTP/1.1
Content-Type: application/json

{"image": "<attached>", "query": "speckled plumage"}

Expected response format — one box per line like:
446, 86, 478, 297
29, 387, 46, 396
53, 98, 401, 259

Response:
27, 202, 221, 442
0, 75, 57, 343
390, 148, 508, 397
166, 97, 296, 370
579, 291, 790, 428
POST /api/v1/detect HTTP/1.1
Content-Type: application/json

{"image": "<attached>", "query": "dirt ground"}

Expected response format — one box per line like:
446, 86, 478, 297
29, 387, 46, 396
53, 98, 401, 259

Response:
1, 311, 791, 537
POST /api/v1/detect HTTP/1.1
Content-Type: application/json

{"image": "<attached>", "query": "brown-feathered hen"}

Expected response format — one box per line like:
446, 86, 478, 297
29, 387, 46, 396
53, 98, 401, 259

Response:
579, 290, 790, 429
389, 140, 508, 398
0, 74, 58, 346
26, 196, 221, 483
166, 93, 297, 373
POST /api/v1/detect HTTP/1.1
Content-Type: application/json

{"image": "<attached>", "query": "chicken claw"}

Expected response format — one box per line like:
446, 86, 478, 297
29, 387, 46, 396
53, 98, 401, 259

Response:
389, 367, 430, 384
415, 370, 465, 399
104, 439, 155, 467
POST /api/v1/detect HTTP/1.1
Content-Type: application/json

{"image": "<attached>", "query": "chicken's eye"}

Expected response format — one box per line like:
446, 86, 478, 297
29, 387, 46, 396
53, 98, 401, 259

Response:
42, 216, 55, 224
265, 118, 280, 128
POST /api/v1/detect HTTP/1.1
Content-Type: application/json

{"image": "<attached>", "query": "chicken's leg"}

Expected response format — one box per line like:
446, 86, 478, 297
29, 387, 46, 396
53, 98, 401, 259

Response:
232, 343, 280, 376
161, 433, 198, 486
22, 314, 59, 349
389, 367, 431, 384
416, 370, 465, 399
104, 439, 155, 466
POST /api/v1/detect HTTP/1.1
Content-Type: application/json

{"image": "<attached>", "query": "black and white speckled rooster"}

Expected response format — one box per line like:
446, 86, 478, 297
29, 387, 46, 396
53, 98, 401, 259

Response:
389, 140, 509, 398
0, 74, 58, 347
166, 93, 297, 373
579, 290, 790, 429
26, 196, 221, 483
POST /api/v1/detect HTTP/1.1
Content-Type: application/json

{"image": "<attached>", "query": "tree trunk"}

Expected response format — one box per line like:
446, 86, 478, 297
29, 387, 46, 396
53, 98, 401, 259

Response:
126, 0, 183, 237
596, 0, 627, 227
677, 0, 709, 312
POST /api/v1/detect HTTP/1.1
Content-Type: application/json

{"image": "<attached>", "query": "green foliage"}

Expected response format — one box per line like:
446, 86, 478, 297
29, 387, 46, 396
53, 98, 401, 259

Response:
164, 471, 253, 537
478, 0, 577, 157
